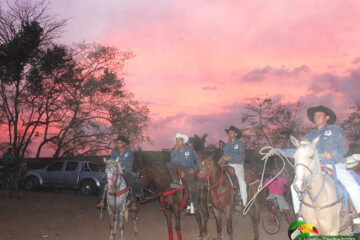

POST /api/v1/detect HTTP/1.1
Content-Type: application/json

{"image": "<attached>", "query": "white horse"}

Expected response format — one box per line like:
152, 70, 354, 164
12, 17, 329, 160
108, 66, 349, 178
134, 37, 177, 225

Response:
103, 157, 138, 240
291, 136, 359, 235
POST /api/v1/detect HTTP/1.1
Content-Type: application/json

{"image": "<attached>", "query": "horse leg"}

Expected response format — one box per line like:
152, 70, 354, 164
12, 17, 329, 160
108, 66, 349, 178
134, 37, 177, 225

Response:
199, 190, 209, 239
8, 184, 12, 199
163, 210, 174, 240
130, 208, 138, 238
249, 208, 260, 240
194, 208, 203, 239
14, 180, 20, 199
109, 214, 115, 240
175, 210, 183, 240
213, 208, 222, 240
119, 210, 125, 240
224, 206, 233, 240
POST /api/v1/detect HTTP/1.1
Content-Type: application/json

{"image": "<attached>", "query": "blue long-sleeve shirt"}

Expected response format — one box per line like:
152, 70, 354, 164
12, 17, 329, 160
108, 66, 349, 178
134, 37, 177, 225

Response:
170, 145, 200, 170
223, 138, 246, 164
276, 124, 348, 164
110, 146, 134, 170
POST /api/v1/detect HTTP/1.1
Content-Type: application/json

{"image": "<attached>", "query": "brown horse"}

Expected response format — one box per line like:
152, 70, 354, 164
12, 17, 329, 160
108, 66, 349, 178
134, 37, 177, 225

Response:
198, 151, 265, 240
197, 153, 235, 240
136, 164, 203, 240
243, 168, 265, 240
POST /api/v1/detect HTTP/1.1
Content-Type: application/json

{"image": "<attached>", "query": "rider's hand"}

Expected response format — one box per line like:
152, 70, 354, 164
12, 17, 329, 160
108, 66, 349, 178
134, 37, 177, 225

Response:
189, 168, 195, 174
268, 149, 275, 156
323, 151, 333, 160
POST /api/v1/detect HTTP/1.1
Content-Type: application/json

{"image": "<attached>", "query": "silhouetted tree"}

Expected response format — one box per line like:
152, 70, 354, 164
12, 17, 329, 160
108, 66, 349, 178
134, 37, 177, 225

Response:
0, 1, 149, 158
189, 134, 208, 153
0, 0, 66, 159
44, 43, 149, 158
342, 101, 360, 145
241, 97, 304, 149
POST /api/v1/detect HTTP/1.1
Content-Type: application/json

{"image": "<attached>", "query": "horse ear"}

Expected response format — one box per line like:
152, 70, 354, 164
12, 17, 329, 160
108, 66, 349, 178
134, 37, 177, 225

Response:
312, 136, 320, 146
115, 156, 119, 162
103, 157, 108, 164
290, 135, 300, 147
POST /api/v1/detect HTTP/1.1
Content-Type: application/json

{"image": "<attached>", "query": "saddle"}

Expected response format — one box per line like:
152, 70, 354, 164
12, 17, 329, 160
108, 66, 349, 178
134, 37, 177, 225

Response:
224, 166, 259, 188
320, 166, 357, 219
224, 166, 239, 189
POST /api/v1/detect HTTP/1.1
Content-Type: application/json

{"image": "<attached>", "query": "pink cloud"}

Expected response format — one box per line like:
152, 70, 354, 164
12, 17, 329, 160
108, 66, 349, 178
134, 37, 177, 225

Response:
47, 1, 360, 150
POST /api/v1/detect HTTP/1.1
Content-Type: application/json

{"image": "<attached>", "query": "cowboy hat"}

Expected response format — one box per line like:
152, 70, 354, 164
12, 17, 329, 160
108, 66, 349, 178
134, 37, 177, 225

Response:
346, 154, 360, 169
307, 105, 337, 125
173, 133, 189, 143
6, 145, 13, 151
225, 125, 242, 138
116, 135, 130, 144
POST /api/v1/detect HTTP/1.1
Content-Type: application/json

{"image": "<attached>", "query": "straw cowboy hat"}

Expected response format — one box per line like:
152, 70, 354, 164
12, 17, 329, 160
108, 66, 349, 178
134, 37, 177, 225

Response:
307, 105, 337, 125
173, 133, 189, 143
116, 135, 130, 144
225, 125, 242, 138
346, 154, 360, 169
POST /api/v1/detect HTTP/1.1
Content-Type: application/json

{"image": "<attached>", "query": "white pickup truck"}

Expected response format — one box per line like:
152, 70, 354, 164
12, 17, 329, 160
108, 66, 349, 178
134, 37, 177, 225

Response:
23, 160, 104, 195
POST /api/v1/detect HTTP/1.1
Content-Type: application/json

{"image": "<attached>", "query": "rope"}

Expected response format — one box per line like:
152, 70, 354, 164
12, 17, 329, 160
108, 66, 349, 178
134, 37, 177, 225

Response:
243, 146, 293, 215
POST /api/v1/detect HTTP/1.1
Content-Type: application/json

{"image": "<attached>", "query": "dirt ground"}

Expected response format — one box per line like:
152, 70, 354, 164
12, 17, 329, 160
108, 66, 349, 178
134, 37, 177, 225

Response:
0, 190, 289, 240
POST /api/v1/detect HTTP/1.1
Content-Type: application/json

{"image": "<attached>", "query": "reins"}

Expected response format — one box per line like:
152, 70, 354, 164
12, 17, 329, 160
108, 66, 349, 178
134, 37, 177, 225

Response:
137, 168, 188, 210
198, 160, 235, 208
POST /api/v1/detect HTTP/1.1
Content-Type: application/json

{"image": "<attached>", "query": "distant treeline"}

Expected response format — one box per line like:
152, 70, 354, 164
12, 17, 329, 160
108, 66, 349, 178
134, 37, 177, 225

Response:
17, 144, 360, 179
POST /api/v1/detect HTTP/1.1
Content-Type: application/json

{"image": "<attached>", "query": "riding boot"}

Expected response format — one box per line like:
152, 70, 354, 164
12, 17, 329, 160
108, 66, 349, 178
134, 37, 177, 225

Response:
96, 199, 104, 209
233, 191, 244, 211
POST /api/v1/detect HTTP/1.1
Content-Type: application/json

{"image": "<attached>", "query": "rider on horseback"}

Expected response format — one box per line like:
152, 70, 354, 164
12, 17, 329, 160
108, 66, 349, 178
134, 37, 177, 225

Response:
167, 133, 200, 214
270, 105, 360, 224
96, 135, 136, 210
2, 145, 17, 189
219, 125, 247, 210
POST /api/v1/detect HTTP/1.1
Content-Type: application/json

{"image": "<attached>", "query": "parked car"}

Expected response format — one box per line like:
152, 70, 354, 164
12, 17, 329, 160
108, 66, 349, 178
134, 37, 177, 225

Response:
23, 160, 104, 195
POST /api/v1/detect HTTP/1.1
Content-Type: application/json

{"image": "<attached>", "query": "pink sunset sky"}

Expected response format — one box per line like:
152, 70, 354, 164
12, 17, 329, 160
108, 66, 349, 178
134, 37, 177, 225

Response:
50, 0, 360, 150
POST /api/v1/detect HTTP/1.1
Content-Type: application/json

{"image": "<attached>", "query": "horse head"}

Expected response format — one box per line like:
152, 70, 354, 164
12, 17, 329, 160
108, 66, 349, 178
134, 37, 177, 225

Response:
103, 157, 124, 193
291, 135, 320, 193
197, 151, 217, 185
135, 165, 151, 193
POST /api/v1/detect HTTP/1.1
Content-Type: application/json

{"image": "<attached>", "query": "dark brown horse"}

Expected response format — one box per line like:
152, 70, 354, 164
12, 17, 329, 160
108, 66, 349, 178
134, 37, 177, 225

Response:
136, 164, 203, 240
197, 153, 235, 240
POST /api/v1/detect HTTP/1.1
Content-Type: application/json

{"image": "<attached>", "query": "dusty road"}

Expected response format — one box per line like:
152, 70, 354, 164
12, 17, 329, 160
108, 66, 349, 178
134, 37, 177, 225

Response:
0, 190, 289, 240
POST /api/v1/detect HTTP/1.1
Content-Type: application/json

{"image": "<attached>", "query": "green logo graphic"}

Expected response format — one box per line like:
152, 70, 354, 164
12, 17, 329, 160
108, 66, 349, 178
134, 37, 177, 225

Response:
288, 220, 319, 240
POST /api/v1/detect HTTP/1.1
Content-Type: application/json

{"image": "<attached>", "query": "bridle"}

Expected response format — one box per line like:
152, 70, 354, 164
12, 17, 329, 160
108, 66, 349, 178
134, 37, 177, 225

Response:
105, 164, 126, 196
294, 143, 319, 194
197, 160, 213, 183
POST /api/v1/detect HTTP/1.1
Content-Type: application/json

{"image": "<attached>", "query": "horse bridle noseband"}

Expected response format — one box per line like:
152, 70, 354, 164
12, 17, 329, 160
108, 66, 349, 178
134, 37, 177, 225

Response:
105, 165, 124, 195
294, 143, 320, 193
197, 160, 213, 183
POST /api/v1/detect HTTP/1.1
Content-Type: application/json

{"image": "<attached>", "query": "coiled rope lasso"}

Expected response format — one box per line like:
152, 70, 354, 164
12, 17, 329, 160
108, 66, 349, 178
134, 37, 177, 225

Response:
242, 146, 294, 215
